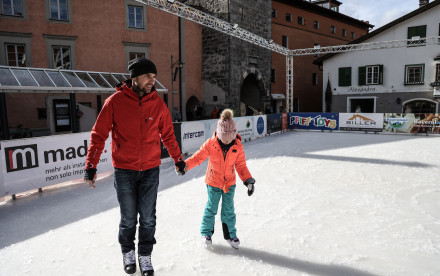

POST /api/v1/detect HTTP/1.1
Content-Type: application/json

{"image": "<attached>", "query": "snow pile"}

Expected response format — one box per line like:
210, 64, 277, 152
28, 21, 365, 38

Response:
1, 131, 439, 275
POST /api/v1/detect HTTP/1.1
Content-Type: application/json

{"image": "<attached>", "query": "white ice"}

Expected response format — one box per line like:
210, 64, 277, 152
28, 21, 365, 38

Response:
1, 131, 439, 276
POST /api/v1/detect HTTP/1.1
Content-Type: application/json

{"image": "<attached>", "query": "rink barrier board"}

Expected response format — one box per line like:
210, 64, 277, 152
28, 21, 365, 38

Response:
1, 113, 439, 198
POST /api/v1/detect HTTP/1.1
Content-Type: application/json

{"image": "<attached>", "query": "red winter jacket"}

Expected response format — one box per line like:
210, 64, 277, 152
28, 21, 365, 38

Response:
85, 80, 182, 171
185, 132, 252, 193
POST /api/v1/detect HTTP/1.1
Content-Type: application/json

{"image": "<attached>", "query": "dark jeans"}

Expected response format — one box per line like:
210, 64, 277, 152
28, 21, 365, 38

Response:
114, 166, 160, 256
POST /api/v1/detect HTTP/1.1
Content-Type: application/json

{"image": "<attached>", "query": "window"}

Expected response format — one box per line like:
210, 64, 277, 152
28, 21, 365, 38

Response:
331, 26, 336, 34
405, 64, 424, 85
271, 68, 276, 83
6, 43, 26, 67
338, 67, 351, 86
313, 21, 319, 29
1, 0, 23, 16
124, 41, 150, 66
45, 0, 71, 23
407, 25, 427, 46
125, 1, 146, 31
44, 34, 76, 69
358, 65, 383, 85
52, 46, 71, 69
342, 29, 346, 37
351, 32, 355, 39
128, 5, 143, 28
49, 0, 68, 21
282, 35, 288, 48
312, 73, 318, 86
366, 66, 379, 85
285, 13, 292, 22
129, 52, 145, 60
297, 16, 304, 25
436, 64, 440, 81
271, 9, 277, 18
0, 32, 32, 66
249, 56, 258, 65
37, 108, 47, 120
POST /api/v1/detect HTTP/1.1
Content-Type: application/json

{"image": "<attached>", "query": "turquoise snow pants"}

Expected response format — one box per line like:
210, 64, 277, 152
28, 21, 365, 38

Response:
201, 184, 237, 239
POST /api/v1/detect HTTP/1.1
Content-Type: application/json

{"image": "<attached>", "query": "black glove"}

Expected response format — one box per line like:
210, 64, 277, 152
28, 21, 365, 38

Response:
243, 178, 255, 196
84, 168, 97, 181
175, 161, 186, 175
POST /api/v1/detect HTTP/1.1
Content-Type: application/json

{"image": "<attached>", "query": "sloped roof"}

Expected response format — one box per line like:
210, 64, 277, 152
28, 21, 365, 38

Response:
313, 0, 440, 65
274, 0, 374, 29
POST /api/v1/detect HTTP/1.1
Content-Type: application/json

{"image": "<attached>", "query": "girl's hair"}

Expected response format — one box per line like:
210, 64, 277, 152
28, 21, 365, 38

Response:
220, 109, 234, 120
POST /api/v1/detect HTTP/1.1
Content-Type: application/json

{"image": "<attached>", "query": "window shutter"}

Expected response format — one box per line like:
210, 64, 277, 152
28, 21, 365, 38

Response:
338, 68, 344, 86
346, 67, 352, 86
379, 64, 384, 84
358, 66, 366, 86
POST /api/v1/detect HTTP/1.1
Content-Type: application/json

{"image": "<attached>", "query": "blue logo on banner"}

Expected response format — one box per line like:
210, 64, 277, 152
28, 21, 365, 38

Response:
257, 117, 265, 134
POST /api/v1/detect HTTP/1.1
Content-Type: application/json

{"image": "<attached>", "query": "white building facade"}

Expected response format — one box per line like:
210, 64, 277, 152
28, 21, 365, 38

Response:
317, 0, 440, 114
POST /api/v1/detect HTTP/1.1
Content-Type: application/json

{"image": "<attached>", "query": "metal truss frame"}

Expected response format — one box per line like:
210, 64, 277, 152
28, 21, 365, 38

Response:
137, 0, 440, 112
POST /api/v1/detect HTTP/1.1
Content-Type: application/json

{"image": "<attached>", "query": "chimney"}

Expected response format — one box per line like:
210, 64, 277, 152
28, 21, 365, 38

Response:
419, 0, 429, 7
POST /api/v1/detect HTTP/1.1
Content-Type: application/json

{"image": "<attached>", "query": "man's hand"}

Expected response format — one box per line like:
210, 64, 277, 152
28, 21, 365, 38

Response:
175, 161, 187, 175
84, 168, 97, 188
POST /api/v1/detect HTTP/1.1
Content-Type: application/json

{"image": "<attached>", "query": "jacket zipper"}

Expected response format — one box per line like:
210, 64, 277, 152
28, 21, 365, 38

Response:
139, 98, 143, 171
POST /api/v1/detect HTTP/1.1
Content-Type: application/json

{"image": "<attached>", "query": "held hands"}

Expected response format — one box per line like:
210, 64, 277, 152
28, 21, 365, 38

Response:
84, 168, 97, 188
243, 178, 255, 196
175, 161, 187, 175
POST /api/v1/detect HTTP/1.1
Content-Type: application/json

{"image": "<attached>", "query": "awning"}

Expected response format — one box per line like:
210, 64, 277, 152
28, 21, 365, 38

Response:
0, 65, 167, 93
271, 93, 286, 100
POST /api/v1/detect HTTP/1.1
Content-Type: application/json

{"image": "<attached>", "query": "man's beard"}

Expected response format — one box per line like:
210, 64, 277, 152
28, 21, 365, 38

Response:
132, 84, 150, 96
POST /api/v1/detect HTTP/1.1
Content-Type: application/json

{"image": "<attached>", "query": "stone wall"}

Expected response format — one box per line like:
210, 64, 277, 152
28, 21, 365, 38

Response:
186, 0, 272, 117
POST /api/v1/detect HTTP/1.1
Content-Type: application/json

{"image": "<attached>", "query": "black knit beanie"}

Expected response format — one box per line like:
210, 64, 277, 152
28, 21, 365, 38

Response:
128, 58, 157, 78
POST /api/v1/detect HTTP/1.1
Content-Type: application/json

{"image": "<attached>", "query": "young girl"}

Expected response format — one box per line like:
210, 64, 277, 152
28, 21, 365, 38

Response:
182, 109, 255, 249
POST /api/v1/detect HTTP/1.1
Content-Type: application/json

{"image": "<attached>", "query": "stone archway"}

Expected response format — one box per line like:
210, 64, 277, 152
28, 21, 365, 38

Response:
240, 70, 265, 116
185, 95, 201, 121
402, 98, 438, 114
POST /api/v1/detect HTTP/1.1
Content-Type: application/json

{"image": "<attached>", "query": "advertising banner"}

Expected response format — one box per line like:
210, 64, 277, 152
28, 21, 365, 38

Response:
339, 113, 384, 132
180, 115, 267, 154
384, 113, 440, 134
267, 114, 282, 134
288, 113, 339, 131
0, 132, 112, 197
282, 113, 288, 131
180, 120, 207, 154
235, 116, 254, 141
254, 115, 267, 137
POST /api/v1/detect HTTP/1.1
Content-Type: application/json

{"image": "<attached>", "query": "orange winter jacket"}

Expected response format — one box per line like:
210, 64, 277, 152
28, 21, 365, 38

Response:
185, 132, 252, 193
85, 80, 182, 171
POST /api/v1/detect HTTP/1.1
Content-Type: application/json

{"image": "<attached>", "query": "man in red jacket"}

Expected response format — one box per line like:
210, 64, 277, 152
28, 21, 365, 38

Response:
84, 58, 186, 276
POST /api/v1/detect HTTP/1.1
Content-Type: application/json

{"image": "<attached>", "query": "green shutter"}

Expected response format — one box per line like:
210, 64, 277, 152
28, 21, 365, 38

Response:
346, 67, 352, 86
358, 66, 366, 86
379, 64, 384, 84
338, 68, 344, 86
339, 67, 352, 86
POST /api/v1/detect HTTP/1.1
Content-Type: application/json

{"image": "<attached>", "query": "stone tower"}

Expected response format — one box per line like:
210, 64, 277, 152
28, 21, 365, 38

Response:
186, 0, 272, 117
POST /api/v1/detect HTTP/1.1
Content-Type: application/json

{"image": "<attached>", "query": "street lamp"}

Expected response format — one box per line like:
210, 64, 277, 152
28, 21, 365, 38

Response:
171, 55, 184, 121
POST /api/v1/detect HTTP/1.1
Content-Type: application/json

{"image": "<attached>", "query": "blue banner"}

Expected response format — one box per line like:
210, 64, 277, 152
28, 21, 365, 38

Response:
288, 113, 339, 130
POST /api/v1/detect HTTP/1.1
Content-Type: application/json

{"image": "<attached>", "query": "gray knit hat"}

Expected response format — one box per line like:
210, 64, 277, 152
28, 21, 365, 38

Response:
128, 58, 157, 78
